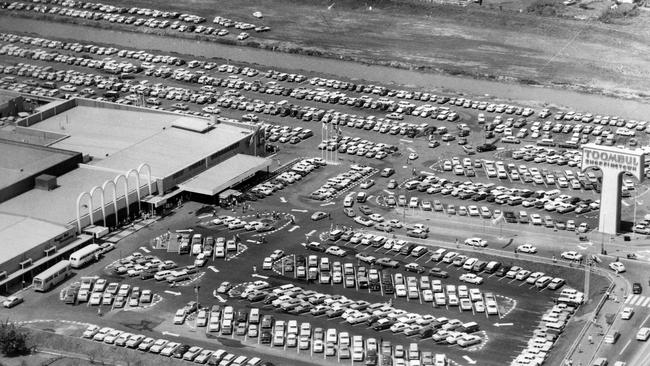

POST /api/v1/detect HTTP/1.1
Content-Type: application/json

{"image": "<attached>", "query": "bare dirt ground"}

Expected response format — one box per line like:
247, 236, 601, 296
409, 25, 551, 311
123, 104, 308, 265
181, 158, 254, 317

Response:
88, 0, 650, 102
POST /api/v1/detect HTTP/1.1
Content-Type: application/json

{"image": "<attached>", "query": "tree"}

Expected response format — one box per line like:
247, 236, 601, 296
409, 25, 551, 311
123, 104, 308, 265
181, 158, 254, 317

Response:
0, 320, 31, 356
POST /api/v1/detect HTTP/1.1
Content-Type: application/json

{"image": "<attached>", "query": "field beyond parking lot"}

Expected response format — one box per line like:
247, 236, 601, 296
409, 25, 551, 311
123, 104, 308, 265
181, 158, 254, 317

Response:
13, 0, 650, 103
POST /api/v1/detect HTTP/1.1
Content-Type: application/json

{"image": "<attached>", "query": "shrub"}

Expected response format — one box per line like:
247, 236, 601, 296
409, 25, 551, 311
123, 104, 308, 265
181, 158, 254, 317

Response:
599, 4, 640, 23
527, 0, 563, 16
0, 320, 31, 356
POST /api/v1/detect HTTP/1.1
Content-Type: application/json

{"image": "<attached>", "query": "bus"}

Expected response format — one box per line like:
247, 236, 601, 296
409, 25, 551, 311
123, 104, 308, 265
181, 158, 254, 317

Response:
69, 244, 102, 268
33, 260, 72, 292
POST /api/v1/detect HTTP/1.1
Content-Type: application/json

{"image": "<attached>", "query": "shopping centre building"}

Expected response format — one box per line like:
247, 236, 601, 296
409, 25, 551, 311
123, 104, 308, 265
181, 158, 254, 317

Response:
0, 98, 270, 292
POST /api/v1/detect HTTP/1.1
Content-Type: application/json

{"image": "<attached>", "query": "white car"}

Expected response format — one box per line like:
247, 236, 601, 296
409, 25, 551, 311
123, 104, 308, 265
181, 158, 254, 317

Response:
609, 261, 626, 273
408, 152, 419, 160
621, 307, 634, 320
262, 257, 273, 270
369, 213, 385, 222
464, 237, 487, 247
326, 246, 347, 257
561, 251, 583, 261
270, 250, 285, 261
517, 244, 537, 254
459, 273, 484, 284
530, 214, 543, 225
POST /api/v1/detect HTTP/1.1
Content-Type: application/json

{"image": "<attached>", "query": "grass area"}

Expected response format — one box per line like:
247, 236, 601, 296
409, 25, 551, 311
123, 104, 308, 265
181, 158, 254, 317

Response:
4, 0, 650, 102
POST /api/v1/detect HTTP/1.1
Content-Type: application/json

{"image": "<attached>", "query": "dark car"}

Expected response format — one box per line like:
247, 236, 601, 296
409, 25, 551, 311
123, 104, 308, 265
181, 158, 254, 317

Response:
306, 242, 326, 252
260, 331, 272, 344
359, 205, 373, 215
495, 265, 512, 277
633, 282, 642, 294
428, 267, 449, 278
173, 344, 191, 358
140, 271, 154, 280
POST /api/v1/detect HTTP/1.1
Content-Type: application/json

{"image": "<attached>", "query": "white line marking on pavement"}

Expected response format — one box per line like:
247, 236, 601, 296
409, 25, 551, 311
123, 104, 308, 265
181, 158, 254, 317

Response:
625, 295, 636, 304
635, 296, 646, 306
198, 214, 213, 219
622, 200, 630, 207
462, 355, 477, 364
280, 197, 287, 203
400, 139, 413, 143
320, 202, 336, 207
619, 339, 631, 355
164, 290, 181, 296
383, 190, 394, 195
252, 274, 269, 279
162, 331, 179, 337
139, 246, 150, 253
306, 230, 317, 236
208, 266, 219, 273
246, 239, 258, 244
215, 295, 227, 303
291, 209, 308, 213
642, 297, 650, 307
288, 226, 300, 232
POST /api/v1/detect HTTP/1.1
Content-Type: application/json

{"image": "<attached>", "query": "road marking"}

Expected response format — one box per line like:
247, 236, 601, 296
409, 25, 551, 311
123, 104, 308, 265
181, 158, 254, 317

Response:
164, 290, 181, 296
215, 295, 227, 303
643, 297, 650, 307
625, 295, 636, 304
463, 355, 477, 364
320, 202, 336, 207
407, 147, 416, 153
252, 274, 269, 279
208, 266, 219, 273
291, 209, 308, 213
400, 139, 413, 143
622, 200, 630, 207
383, 189, 394, 195
306, 230, 317, 236
493, 322, 513, 327
288, 225, 300, 232
619, 339, 632, 355
246, 239, 258, 243
139, 246, 150, 253
368, 195, 374, 200
635, 296, 646, 306
198, 214, 213, 219
280, 197, 287, 203
162, 331, 179, 337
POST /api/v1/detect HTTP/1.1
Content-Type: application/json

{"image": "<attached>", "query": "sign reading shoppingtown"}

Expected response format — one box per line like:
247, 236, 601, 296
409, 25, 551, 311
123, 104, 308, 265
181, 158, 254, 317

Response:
581, 144, 645, 235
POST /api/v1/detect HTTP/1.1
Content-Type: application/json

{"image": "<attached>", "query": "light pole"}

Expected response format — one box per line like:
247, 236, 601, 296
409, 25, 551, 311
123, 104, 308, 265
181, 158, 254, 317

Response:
194, 284, 200, 327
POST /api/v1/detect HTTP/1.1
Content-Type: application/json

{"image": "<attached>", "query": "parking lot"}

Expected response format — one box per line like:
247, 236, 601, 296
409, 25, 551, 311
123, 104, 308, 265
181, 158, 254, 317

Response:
1, 10, 649, 366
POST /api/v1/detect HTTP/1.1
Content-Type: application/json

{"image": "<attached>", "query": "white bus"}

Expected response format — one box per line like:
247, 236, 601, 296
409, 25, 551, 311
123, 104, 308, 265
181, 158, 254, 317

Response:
69, 244, 102, 268
33, 260, 72, 292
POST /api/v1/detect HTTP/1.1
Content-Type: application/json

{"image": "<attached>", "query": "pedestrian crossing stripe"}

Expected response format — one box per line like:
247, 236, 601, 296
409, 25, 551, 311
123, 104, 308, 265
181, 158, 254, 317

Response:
641, 297, 650, 306
625, 295, 650, 307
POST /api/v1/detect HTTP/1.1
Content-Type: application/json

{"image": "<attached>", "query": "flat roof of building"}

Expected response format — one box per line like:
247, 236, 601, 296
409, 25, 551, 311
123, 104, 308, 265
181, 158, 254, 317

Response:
0, 139, 78, 190
179, 154, 271, 196
0, 212, 70, 264
0, 166, 140, 226
30, 106, 254, 179
31, 105, 179, 158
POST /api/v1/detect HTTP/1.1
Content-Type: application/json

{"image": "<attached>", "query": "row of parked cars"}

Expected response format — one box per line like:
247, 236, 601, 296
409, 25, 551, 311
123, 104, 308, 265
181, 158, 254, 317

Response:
62, 276, 156, 309
317, 134, 396, 160
329, 230, 571, 294
83, 322, 267, 366
306, 76, 535, 119
241, 282, 481, 354
310, 164, 376, 201
251, 158, 325, 198
5, 0, 268, 38
510, 302, 579, 366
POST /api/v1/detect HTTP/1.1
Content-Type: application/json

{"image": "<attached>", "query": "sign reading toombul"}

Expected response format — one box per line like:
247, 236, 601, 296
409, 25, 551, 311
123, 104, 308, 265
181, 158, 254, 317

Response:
581, 144, 645, 235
